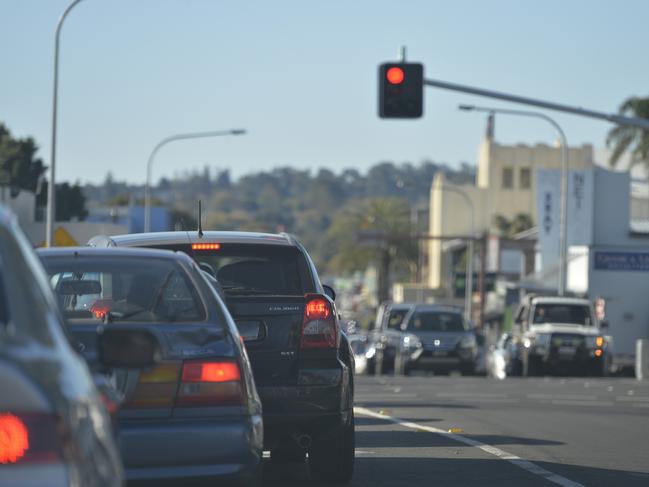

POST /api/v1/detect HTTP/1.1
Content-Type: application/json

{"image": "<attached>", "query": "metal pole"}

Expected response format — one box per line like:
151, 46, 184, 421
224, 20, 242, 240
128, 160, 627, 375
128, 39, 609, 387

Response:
47, 0, 84, 247
459, 105, 569, 295
144, 129, 246, 232
425, 77, 649, 130
441, 186, 475, 322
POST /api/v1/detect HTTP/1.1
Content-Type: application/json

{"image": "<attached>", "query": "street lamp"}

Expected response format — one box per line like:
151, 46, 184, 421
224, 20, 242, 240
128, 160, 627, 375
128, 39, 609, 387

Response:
439, 185, 475, 322
459, 104, 569, 296
47, 0, 85, 247
143, 129, 246, 232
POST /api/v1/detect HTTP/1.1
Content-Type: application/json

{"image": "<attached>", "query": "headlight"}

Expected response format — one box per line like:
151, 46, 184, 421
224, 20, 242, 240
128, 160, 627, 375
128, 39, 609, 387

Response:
365, 345, 376, 359
403, 335, 422, 349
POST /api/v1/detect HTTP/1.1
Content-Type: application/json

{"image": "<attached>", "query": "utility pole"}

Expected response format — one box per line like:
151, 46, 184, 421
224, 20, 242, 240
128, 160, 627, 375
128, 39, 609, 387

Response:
478, 232, 488, 328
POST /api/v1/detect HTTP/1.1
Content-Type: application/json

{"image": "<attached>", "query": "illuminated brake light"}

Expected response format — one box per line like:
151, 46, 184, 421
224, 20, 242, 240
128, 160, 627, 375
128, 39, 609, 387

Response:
0, 414, 29, 464
192, 243, 221, 251
595, 349, 603, 358
182, 362, 241, 383
177, 361, 244, 407
596, 336, 604, 347
305, 298, 331, 320
301, 295, 338, 349
0, 413, 63, 464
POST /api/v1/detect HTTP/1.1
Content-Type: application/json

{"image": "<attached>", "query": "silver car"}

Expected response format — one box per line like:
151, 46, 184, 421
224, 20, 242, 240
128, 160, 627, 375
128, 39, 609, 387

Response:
0, 207, 124, 487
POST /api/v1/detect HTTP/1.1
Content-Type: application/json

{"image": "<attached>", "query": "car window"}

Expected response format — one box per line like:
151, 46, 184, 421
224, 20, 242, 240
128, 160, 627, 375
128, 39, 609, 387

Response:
406, 311, 465, 332
386, 308, 409, 330
532, 304, 591, 326
147, 244, 312, 295
42, 257, 206, 323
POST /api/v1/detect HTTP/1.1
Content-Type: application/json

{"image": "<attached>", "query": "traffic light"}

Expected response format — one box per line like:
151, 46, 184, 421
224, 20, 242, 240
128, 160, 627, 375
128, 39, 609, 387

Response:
378, 62, 423, 118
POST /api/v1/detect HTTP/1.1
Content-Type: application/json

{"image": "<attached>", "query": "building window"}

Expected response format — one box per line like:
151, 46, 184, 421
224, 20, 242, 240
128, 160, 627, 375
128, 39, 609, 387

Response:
520, 168, 531, 189
502, 167, 514, 189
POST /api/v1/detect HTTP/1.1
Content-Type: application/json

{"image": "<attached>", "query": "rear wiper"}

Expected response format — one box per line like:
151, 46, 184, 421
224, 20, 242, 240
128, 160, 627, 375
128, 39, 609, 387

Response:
104, 309, 147, 323
222, 286, 275, 295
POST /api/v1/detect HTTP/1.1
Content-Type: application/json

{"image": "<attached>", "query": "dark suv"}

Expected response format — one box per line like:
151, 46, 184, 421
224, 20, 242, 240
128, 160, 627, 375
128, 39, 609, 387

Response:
89, 231, 355, 483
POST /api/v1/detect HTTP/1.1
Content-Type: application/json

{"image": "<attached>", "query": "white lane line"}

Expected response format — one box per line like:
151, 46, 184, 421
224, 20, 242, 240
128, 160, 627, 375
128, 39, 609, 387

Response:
528, 394, 598, 401
550, 400, 614, 407
616, 395, 649, 402
354, 406, 584, 487
436, 392, 509, 398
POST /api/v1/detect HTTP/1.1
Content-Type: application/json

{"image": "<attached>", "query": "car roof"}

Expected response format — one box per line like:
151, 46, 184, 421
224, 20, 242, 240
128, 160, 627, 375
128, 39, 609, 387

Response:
412, 304, 464, 314
528, 296, 591, 305
37, 245, 193, 263
91, 231, 297, 248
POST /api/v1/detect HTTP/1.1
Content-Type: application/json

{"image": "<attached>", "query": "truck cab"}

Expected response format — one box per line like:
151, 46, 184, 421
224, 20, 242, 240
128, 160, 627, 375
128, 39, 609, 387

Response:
513, 295, 610, 376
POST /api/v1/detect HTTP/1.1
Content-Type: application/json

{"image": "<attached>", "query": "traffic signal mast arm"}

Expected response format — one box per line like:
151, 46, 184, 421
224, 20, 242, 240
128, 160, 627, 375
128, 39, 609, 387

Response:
423, 77, 649, 130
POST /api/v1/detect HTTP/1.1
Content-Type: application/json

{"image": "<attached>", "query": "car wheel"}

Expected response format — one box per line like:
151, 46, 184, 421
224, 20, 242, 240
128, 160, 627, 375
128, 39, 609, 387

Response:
460, 363, 475, 376
309, 410, 355, 484
523, 355, 543, 377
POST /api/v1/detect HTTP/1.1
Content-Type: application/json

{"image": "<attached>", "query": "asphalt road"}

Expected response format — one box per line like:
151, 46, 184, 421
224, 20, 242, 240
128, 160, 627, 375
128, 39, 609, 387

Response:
263, 375, 649, 487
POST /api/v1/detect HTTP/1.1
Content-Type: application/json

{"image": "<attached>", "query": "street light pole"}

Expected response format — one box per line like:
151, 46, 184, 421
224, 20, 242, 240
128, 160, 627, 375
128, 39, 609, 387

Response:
459, 105, 569, 296
144, 129, 246, 232
47, 0, 84, 247
440, 185, 475, 322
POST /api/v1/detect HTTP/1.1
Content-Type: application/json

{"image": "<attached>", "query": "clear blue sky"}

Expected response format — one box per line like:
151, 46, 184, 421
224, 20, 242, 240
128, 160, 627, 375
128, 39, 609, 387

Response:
1, 0, 648, 184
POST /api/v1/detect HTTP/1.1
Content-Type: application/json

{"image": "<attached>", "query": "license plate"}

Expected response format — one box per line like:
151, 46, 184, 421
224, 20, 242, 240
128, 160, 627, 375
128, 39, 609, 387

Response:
558, 346, 576, 355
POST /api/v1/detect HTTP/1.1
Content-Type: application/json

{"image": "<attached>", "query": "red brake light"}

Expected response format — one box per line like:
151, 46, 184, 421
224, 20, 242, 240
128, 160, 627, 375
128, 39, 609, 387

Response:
182, 362, 241, 383
386, 67, 404, 84
305, 298, 331, 320
177, 360, 244, 407
0, 413, 64, 464
0, 414, 29, 464
192, 243, 221, 251
301, 295, 338, 349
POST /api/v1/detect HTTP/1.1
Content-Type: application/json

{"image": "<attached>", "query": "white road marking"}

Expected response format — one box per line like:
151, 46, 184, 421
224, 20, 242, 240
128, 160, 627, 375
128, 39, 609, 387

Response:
355, 406, 585, 487
550, 400, 614, 407
436, 392, 509, 398
616, 395, 649, 402
528, 393, 598, 401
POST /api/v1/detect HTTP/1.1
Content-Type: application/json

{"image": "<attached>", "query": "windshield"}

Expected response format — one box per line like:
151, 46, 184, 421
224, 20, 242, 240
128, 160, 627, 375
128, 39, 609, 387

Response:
147, 244, 309, 296
42, 257, 205, 323
532, 304, 592, 326
406, 311, 465, 332
386, 308, 409, 330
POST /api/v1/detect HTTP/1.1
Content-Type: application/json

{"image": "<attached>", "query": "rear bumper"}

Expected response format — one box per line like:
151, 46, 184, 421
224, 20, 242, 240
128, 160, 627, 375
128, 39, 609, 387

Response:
258, 365, 352, 447
0, 464, 69, 487
119, 414, 263, 482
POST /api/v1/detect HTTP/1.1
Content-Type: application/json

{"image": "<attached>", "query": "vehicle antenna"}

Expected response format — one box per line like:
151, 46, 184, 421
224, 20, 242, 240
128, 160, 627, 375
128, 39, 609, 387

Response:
197, 200, 204, 238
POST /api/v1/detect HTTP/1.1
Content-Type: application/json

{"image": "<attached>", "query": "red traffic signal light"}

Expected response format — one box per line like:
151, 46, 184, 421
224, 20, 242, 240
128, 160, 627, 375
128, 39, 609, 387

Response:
386, 67, 405, 84
378, 62, 423, 118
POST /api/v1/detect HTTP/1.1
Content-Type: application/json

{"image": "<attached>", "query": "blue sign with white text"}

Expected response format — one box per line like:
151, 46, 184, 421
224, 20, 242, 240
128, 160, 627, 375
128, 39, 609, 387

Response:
594, 251, 649, 271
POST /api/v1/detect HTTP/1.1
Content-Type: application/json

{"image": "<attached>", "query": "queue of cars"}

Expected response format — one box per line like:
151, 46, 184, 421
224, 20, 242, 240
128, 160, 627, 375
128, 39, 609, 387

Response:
1, 208, 355, 486
354, 294, 610, 379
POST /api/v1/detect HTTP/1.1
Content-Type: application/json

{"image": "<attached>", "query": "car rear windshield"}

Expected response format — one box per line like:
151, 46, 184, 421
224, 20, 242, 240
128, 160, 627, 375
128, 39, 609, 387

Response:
148, 243, 311, 296
532, 304, 592, 326
407, 311, 465, 332
42, 257, 206, 323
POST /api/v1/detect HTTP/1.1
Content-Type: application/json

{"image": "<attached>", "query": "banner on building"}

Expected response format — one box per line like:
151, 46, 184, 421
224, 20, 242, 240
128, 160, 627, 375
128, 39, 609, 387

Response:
535, 169, 593, 272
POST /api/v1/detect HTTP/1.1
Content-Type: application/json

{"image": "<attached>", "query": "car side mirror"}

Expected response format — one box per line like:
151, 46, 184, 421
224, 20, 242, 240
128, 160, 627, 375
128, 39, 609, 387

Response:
600, 320, 609, 330
97, 327, 160, 369
323, 285, 336, 301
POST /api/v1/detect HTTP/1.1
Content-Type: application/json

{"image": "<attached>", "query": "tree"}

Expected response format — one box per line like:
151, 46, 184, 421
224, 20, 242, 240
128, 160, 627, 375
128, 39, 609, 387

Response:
36, 182, 88, 221
0, 123, 46, 195
325, 197, 416, 303
606, 97, 649, 169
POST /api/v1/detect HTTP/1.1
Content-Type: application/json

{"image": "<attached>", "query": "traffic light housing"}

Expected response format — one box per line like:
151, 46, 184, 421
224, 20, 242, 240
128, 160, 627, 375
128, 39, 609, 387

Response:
378, 62, 423, 118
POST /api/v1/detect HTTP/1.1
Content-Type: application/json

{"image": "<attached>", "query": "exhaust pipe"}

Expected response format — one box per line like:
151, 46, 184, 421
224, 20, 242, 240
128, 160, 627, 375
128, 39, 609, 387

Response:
294, 434, 312, 450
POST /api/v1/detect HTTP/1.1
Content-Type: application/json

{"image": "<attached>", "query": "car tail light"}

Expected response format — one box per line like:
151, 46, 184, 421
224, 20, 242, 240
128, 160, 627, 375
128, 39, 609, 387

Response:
124, 363, 181, 409
0, 413, 65, 465
301, 294, 339, 349
176, 360, 244, 407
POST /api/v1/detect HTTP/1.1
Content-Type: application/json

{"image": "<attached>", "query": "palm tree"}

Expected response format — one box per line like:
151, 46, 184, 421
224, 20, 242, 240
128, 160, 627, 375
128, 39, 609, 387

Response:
606, 97, 649, 169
